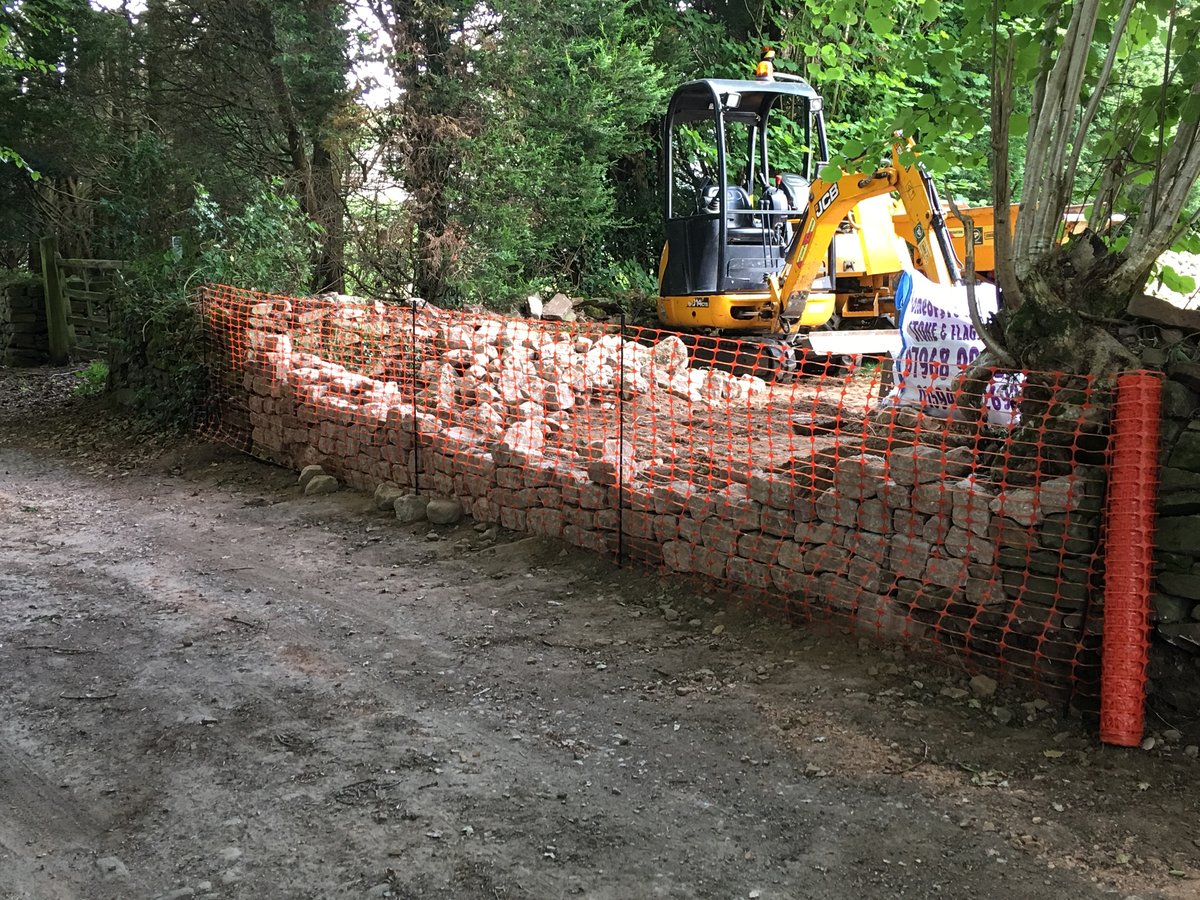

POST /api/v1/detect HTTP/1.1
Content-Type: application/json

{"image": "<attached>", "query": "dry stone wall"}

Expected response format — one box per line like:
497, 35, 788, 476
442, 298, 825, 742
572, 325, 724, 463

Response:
0, 278, 48, 366
1150, 361, 1200, 716
213, 291, 1114, 699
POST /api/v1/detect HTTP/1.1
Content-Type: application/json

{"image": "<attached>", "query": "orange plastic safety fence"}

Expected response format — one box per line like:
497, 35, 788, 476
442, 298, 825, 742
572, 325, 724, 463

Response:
200, 284, 1156, 705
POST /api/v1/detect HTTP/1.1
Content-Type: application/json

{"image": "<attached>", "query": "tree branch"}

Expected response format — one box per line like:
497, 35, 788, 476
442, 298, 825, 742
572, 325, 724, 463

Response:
948, 198, 1015, 367
1062, 0, 1136, 218
990, 24, 1024, 306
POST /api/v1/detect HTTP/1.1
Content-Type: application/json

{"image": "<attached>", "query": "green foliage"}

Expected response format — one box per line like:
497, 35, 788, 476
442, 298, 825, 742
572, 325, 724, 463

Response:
111, 180, 317, 429
73, 359, 109, 398
442, 0, 668, 308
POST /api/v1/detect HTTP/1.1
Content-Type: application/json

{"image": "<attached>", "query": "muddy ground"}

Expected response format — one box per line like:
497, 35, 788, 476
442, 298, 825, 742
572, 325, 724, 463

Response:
1, 366, 1198, 900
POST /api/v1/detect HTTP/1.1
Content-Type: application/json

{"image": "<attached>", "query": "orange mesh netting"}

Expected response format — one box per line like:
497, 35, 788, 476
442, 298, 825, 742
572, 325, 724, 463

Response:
201, 284, 1161, 706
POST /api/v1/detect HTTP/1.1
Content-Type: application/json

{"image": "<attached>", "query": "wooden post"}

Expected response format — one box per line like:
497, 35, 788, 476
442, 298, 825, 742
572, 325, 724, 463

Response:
39, 235, 72, 365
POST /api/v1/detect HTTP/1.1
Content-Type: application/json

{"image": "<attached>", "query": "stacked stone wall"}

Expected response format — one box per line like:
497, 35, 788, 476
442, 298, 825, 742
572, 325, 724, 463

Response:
0, 278, 48, 366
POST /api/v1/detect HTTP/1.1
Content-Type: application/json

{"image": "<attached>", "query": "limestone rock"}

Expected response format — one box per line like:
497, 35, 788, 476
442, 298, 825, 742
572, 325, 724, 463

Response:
541, 292, 575, 321
652, 335, 690, 374
298, 464, 325, 489
1157, 515, 1200, 555
1168, 428, 1200, 473
304, 474, 339, 496
427, 497, 465, 526
1155, 571, 1200, 600
1128, 293, 1200, 331
395, 494, 430, 524
969, 674, 998, 699
374, 482, 405, 510
1153, 593, 1194, 623
1162, 380, 1199, 419
1158, 622, 1200, 652
493, 419, 546, 466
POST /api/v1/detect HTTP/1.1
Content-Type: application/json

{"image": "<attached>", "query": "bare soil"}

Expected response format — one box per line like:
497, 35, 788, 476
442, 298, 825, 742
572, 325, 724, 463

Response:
1, 366, 1198, 900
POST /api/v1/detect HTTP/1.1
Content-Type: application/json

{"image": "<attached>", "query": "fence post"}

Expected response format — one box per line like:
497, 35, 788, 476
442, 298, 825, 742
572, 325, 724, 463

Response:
39, 235, 72, 365
616, 314, 626, 567
410, 300, 421, 496
1099, 371, 1162, 747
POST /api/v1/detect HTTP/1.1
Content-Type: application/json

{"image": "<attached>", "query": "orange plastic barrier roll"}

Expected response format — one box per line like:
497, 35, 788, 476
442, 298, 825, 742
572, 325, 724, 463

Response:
1099, 372, 1162, 747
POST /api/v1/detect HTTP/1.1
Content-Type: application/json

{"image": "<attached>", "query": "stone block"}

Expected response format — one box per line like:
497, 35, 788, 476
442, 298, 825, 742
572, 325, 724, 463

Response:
713, 497, 763, 532
803, 543, 851, 575
951, 478, 994, 537
653, 481, 694, 516
595, 508, 620, 532
965, 575, 1008, 608
889, 535, 932, 580
770, 564, 812, 596
748, 471, 799, 509
1156, 571, 1200, 601
1038, 512, 1099, 555
1152, 593, 1193, 624
896, 578, 952, 612
298, 464, 326, 489
1155, 515, 1200, 556
877, 479, 912, 510
678, 517, 703, 544
892, 509, 927, 536
945, 525, 996, 565
913, 482, 951, 516
624, 511, 656, 541
816, 489, 887, 532
760, 506, 795, 538
793, 519, 836, 547
832, 455, 889, 500
727, 557, 772, 591
395, 494, 430, 524
701, 521, 739, 555
738, 531, 781, 565
821, 573, 862, 614
427, 497, 465, 525
499, 506, 528, 532
1161, 380, 1199, 420
777, 539, 806, 571
579, 483, 612, 510
847, 554, 892, 594
304, 474, 339, 496
847, 531, 889, 566
890, 443, 970, 486
692, 548, 728, 580
663, 541, 693, 573
925, 555, 969, 589
654, 515, 681, 544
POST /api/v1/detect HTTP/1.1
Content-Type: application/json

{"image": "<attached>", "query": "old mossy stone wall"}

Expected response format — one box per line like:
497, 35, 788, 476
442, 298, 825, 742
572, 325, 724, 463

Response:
1151, 361, 1200, 717
0, 278, 48, 366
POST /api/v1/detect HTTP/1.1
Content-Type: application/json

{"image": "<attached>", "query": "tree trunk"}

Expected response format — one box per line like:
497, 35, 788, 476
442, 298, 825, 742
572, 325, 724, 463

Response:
309, 140, 345, 294
1000, 243, 1138, 376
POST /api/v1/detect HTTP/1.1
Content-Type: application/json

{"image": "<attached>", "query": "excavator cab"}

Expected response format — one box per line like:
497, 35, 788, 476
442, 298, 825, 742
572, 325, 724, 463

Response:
659, 65, 833, 332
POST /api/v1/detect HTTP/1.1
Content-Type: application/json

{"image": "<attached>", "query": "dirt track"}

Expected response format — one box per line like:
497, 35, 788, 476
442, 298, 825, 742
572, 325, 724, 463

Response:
1, 367, 1198, 900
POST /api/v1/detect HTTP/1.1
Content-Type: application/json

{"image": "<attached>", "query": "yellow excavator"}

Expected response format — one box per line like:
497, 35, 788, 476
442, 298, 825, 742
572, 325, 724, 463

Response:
657, 50, 962, 372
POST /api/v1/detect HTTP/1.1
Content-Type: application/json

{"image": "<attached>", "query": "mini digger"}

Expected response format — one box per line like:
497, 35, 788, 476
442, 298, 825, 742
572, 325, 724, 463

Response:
657, 49, 963, 374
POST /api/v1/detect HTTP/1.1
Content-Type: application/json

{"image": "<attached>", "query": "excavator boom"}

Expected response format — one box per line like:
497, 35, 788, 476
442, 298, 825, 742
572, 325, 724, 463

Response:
769, 142, 961, 325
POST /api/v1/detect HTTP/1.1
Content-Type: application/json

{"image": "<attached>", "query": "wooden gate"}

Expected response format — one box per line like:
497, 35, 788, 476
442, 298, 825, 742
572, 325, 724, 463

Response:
38, 235, 124, 363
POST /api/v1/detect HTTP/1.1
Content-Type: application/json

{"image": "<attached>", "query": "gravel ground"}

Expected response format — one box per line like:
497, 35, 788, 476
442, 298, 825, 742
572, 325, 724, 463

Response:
0, 364, 1197, 900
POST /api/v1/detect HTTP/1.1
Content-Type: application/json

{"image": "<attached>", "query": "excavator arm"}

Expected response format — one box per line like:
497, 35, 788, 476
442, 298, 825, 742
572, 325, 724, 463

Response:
768, 141, 961, 322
